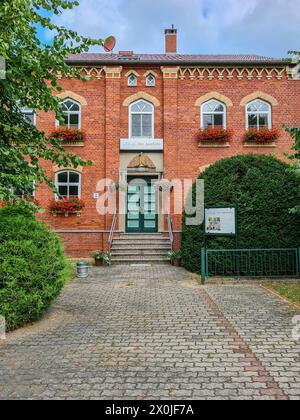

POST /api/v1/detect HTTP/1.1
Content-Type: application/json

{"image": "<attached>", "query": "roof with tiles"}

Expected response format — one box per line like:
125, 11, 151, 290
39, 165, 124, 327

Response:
66, 53, 285, 66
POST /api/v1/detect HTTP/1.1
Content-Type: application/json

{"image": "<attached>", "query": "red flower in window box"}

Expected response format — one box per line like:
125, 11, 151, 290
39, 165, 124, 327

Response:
51, 128, 88, 144
196, 127, 234, 144
243, 128, 279, 144
49, 197, 85, 216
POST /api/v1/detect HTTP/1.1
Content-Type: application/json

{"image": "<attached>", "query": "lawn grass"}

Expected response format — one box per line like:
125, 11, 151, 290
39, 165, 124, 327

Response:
265, 283, 300, 307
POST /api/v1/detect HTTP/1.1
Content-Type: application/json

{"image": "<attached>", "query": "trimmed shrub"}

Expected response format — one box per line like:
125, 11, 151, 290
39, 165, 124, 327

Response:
181, 154, 300, 273
0, 206, 67, 331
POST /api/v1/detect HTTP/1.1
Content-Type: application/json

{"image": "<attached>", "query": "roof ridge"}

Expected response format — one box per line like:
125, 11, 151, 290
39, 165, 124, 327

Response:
66, 52, 284, 64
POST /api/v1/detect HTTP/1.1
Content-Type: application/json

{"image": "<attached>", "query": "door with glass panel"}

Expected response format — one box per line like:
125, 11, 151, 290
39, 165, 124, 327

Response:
126, 177, 158, 233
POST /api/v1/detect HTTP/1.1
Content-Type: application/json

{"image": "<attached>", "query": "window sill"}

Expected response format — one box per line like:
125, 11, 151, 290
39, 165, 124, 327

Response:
198, 142, 231, 148
63, 142, 85, 147
243, 142, 277, 148
51, 211, 82, 217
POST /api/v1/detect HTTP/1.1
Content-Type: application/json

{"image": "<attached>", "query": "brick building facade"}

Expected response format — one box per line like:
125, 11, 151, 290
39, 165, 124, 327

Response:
33, 29, 299, 257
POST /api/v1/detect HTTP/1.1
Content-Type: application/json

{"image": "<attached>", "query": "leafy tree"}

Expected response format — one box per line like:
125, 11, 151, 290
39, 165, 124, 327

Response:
0, 0, 104, 205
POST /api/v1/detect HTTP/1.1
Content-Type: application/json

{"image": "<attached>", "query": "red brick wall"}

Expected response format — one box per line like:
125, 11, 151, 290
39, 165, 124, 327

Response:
34, 66, 299, 257
177, 76, 297, 179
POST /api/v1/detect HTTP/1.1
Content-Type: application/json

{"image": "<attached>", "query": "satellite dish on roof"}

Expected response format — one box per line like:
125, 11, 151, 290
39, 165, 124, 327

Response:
104, 36, 116, 52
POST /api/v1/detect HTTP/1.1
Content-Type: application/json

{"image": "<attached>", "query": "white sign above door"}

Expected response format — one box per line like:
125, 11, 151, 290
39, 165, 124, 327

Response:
120, 138, 164, 151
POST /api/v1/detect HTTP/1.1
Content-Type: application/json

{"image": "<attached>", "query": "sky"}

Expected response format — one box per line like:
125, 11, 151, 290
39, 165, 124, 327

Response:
38, 0, 300, 58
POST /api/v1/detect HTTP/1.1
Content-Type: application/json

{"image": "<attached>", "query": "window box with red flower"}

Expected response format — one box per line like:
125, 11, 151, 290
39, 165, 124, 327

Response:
243, 128, 279, 147
50, 197, 85, 217
196, 127, 234, 147
51, 128, 88, 147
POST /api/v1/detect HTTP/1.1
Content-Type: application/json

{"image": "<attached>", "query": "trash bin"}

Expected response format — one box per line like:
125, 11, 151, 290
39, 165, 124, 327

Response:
76, 261, 89, 278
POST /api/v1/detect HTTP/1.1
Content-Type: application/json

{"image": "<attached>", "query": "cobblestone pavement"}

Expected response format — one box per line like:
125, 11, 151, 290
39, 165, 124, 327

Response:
0, 265, 299, 400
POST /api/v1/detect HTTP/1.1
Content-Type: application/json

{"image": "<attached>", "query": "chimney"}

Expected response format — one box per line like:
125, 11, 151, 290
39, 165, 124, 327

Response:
165, 26, 177, 54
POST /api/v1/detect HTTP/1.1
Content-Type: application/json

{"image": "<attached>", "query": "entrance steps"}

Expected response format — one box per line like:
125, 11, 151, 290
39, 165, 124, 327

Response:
110, 233, 171, 265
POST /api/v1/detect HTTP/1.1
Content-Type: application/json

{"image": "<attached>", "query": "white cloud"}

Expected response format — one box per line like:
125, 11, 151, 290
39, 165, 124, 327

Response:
46, 0, 300, 57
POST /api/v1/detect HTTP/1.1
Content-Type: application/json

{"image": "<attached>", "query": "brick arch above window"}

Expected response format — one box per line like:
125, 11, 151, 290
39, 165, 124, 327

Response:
240, 91, 278, 107
198, 164, 211, 174
53, 165, 83, 173
56, 91, 87, 107
123, 92, 160, 107
144, 70, 158, 78
125, 70, 140, 77
195, 92, 233, 108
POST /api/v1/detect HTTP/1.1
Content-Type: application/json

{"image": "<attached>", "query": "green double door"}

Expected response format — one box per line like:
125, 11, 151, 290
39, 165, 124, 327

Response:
126, 176, 158, 233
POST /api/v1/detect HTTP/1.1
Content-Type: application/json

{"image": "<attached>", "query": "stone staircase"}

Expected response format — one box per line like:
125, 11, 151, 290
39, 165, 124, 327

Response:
110, 233, 171, 265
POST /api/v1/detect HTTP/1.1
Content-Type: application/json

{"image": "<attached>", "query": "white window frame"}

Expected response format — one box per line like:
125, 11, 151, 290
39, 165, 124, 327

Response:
55, 171, 81, 199
56, 99, 82, 129
246, 99, 272, 129
128, 73, 138, 87
20, 107, 36, 126
129, 99, 154, 139
201, 99, 227, 129
146, 73, 156, 87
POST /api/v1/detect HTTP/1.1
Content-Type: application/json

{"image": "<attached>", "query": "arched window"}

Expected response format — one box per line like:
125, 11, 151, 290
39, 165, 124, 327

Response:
146, 73, 156, 87
246, 99, 271, 129
128, 73, 138, 87
201, 99, 226, 128
55, 171, 81, 198
129, 100, 154, 138
60, 99, 81, 129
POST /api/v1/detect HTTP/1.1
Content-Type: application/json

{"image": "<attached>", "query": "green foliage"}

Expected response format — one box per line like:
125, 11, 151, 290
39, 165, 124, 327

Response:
0, 0, 104, 205
90, 251, 111, 265
285, 115, 300, 215
284, 50, 300, 214
181, 154, 300, 273
0, 206, 69, 331
285, 126, 300, 161
167, 250, 182, 263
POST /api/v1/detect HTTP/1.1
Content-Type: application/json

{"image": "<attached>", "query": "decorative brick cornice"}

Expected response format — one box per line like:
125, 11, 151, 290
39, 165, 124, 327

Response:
195, 92, 233, 107
104, 66, 123, 79
240, 91, 279, 107
50, 65, 297, 81
77, 67, 105, 79
178, 66, 288, 81
49, 67, 105, 80
123, 91, 160, 107
56, 91, 88, 106
161, 67, 179, 79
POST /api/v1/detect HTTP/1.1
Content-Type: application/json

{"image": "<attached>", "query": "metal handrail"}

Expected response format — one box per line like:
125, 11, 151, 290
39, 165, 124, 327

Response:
108, 209, 117, 252
167, 213, 174, 250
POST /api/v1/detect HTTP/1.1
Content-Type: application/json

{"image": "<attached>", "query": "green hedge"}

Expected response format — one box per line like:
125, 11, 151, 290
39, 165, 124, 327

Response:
0, 206, 68, 331
181, 154, 300, 273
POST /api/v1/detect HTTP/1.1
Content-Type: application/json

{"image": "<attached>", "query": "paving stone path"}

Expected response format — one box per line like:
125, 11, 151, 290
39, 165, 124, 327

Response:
0, 265, 299, 400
